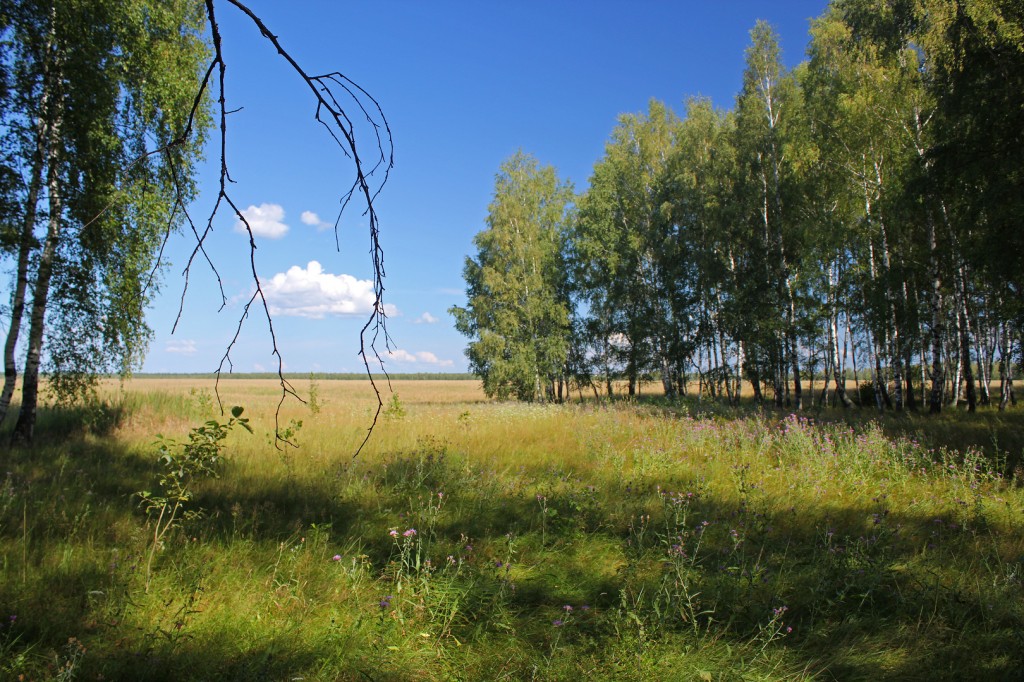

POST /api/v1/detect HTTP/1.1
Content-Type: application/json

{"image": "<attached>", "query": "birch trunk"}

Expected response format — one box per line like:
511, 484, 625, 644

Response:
11, 106, 63, 445
998, 322, 1013, 411
0, 146, 45, 426
0, 22, 57, 427
926, 205, 945, 414
955, 265, 977, 412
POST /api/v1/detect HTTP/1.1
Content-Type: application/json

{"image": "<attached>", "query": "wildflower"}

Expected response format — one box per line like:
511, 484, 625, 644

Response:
379, 595, 393, 609
580, 605, 590, 612
563, 604, 573, 612
388, 529, 399, 537
403, 528, 417, 537
332, 554, 342, 561
552, 619, 564, 627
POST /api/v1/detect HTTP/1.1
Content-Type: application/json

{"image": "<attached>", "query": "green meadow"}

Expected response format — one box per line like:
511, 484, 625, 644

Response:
1, 378, 1022, 680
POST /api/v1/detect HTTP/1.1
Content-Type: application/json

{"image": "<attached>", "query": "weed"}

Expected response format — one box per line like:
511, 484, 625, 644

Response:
308, 373, 323, 415
384, 392, 406, 420
136, 406, 251, 591
188, 387, 213, 416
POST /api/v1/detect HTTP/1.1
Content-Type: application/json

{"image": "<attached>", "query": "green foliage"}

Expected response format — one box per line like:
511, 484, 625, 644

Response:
571, 101, 681, 395
307, 373, 323, 415
383, 392, 406, 420
0, 0, 211, 439
137, 406, 251, 591
451, 151, 574, 401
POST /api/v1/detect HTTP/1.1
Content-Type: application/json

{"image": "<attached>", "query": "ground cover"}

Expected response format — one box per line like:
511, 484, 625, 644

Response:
1, 378, 1022, 680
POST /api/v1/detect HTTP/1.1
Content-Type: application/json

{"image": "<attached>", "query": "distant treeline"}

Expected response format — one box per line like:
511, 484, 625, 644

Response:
132, 373, 477, 381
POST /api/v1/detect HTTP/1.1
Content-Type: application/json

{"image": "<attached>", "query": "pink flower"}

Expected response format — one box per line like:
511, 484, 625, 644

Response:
403, 528, 417, 537
332, 554, 342, 561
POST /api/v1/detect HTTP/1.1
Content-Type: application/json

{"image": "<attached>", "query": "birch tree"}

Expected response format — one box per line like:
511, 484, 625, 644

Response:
571, 101, 678, 396
733, 21, 809, 408
0, 0, 209, 442
450, 152, 573, 401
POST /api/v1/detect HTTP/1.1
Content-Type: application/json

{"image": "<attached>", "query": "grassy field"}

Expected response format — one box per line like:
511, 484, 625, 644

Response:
1, 377, 1022, 680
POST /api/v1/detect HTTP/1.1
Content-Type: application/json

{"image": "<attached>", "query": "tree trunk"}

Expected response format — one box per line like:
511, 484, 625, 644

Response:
787, 288, 803, 410
926, 207, 944, 414
975, 308, 991, 406
12, 108, 63, 446
831, 305, 854, 408
749, 365, 763, 404
955, 267, 976, 412
998, 322, 1013, 411
904, 347, 917, 410
869, 331, 887, 412
0, 145, 45, 426
948, 322, 961, 407
849, 317, 862, 406
0, 24, 56, 427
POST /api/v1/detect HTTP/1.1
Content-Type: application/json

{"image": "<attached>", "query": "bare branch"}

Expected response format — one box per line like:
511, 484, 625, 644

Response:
182, 0, 394, 451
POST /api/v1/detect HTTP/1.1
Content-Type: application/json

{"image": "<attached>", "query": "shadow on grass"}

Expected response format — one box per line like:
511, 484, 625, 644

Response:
621, 393, 1024, 478
2, 405, 1023, 680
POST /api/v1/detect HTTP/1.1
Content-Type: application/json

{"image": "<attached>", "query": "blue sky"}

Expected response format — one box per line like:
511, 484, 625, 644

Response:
143, 0, 830, 374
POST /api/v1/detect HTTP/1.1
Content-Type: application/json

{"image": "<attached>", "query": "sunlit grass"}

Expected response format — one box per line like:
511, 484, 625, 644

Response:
0, 377, 1021, 680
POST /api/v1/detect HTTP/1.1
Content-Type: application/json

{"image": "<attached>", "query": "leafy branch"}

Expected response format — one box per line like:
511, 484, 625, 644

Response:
137, 405, 252, 592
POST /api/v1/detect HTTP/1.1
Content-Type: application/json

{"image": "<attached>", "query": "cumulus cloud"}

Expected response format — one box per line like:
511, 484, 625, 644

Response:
300, 210, 331, 231
165, 339, 197, 355
234, 203, 289, 239
414, 312, 439, 324
386, 349, 454, 367
261, 260, 398, 319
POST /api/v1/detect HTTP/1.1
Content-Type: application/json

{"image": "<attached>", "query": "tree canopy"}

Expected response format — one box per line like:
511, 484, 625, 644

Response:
450, 152, 573, 402
457, 0, 1022, 413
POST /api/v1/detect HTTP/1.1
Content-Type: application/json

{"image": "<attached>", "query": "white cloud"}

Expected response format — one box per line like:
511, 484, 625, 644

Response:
261, 260, 399, 319
414, 312, 438, 324
234, 203, 289, 239
386, 349, 453, 367
300, 210, 331, 231
165, 339, 197, 355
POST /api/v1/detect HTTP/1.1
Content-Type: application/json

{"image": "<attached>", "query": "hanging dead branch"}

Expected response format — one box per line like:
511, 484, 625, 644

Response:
159, 0, 393, 450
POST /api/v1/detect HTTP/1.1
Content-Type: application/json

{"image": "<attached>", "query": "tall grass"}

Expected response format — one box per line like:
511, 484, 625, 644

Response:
0, 378, 1021, 680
